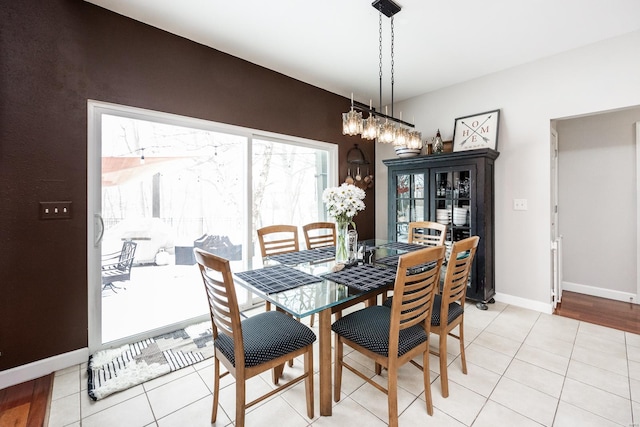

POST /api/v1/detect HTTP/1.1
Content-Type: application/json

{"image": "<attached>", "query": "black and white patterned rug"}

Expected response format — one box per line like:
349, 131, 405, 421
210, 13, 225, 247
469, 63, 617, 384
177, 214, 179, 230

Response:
87, 321, 214, 400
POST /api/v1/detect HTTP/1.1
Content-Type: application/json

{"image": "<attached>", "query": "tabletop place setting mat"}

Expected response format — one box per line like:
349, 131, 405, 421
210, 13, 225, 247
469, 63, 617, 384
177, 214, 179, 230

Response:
321, 263, 397, 292
375, 242, 429, 267
375, 254, 403, 267
235, 264, 322, 294
380, 241, 427, 252
268, 248, 335, 265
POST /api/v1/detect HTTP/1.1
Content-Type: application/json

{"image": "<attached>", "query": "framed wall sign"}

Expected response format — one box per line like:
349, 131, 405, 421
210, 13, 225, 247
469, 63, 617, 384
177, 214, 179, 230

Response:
453, 109, 500, 152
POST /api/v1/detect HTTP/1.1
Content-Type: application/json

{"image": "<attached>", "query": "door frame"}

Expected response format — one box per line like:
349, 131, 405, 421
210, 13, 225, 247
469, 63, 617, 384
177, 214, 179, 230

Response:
636, 121, 640, 303
550, 127, 562, 309
88, 101, 227, 351
88, 100, 338, 352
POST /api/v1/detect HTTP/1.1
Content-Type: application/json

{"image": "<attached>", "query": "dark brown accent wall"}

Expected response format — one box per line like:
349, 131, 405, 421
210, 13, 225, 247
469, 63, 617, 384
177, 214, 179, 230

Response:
0, 0, 375, 371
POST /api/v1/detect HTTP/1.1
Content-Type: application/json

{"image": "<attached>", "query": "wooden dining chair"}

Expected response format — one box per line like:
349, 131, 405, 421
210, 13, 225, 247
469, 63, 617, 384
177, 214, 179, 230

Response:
256, 224, 314, 336
194, 248, 316, 427
380, 221, 447, 305
256, 224, 299, 310
408, 221, 447, 247
331, 245, 445, 427
302, 221, 336, 249
257, 224, 300, 259
431, 235, 479, 398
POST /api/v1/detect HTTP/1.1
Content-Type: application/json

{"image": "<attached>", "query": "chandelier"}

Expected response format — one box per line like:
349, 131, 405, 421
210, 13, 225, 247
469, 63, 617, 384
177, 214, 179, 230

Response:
341, 0, 422, 150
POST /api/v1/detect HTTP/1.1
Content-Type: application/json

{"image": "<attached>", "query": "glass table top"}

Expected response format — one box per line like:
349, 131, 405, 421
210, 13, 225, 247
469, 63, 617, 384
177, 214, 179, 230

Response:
233, 239, 426, 318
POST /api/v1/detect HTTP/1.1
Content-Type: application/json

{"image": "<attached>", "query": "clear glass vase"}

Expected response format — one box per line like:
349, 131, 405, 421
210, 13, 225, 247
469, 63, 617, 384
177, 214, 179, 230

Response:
335, 221, 349, 264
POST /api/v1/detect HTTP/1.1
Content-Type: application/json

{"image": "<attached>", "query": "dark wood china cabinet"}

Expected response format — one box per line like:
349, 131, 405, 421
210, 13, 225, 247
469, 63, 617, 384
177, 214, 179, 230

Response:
383, 148, 499, 308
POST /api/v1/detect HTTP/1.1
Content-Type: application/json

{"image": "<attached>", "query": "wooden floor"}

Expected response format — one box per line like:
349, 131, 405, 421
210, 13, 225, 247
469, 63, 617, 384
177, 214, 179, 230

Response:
0, 373, 53, 427
554, 290, 640, 335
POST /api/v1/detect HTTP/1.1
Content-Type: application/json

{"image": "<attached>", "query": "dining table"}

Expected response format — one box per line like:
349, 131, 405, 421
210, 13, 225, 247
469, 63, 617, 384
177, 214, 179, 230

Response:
233, 239, 429, 416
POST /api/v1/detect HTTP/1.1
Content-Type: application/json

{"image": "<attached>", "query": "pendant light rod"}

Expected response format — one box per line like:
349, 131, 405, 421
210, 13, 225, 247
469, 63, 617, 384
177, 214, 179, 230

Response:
390, 15, 395, 118
342, 0, 420, 148
378, 8, 383, 113
374, 0, 401, 119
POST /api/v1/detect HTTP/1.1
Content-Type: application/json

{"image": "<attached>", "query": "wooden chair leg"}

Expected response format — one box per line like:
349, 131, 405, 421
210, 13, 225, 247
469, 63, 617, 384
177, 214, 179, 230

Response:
212, 358, 220, 423
423, 349, 433, 415
236, 378, 246, 427
459, 321, 467, 374
272, 363, 285, 384
439, 331, 449, 398
304, 348, 314, 419
388, 366, 399, 427
333, 334, 343, 402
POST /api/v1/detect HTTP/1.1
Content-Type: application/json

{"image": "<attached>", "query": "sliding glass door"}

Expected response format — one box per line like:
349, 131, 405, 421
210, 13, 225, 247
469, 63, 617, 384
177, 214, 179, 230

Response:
88, 101, 337, 351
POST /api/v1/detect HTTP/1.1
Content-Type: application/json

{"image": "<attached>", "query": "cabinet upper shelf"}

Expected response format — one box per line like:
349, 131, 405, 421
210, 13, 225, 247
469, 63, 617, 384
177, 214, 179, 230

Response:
383, 148, 500, 167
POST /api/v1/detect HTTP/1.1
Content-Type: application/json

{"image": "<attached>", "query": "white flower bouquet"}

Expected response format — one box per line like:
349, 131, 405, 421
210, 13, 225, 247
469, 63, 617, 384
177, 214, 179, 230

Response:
322, 183, 366, 264
322, 183, 366, 226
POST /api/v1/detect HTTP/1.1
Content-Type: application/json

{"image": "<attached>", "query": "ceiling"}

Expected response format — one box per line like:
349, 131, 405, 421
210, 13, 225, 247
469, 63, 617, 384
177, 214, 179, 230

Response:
85, 0, 640, 107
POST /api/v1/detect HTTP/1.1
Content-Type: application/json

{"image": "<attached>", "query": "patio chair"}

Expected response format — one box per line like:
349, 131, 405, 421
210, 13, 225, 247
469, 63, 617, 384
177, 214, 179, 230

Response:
101, 241, 137, 293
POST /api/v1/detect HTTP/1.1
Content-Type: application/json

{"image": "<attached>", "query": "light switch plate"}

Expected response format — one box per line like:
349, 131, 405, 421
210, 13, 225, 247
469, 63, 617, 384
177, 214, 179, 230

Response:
39, 201, 72, 219
513, 199, 528, 211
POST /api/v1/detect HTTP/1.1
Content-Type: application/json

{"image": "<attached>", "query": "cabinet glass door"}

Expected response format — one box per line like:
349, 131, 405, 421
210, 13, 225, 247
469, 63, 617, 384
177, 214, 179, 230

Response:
432, 168, 473, 253
394, 172, 425, 242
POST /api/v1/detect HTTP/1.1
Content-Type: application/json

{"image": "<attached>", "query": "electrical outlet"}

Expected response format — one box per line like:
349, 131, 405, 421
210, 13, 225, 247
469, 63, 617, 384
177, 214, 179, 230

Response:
39, 201, 72, 219
513, 198, 528, 211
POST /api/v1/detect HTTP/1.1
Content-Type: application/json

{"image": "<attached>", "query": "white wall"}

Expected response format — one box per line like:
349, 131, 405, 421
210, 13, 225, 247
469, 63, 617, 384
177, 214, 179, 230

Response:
374, 30, 640, 310
556, 108, 640, 297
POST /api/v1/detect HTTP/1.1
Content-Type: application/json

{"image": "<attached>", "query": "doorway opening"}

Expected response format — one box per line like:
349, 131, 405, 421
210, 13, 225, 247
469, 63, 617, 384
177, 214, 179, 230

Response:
551, 108, 640, 318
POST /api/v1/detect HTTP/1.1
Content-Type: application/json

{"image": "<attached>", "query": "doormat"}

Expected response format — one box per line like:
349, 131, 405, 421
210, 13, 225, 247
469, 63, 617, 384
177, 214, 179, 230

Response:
87, 321, 214, 401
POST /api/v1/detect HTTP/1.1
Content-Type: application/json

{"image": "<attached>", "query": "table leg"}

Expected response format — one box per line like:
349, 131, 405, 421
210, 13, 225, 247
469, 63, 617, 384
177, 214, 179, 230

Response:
319, 309, 332, 416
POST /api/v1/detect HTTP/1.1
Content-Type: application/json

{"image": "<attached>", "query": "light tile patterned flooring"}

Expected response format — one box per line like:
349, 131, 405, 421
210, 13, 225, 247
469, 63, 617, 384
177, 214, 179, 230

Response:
49, 301, 640, 426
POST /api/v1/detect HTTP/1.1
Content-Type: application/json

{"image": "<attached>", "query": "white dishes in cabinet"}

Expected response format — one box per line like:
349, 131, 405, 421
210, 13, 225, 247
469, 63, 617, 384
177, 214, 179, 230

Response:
453, 206, 468, 226
436, 209, 450, 225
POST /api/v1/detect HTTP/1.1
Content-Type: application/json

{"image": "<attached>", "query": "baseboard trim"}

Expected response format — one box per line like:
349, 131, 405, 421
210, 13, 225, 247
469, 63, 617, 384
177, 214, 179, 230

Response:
562, 281, 637, 303
494, 292, 553, 314
0, 348, 88, 389
0, 285, 626, 389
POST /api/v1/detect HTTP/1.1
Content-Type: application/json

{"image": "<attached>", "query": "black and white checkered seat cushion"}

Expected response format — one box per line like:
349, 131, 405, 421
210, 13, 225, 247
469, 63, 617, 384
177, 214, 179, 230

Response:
215, 311, 316, 368
331, 306, 428, 357
431, 294, 464, 326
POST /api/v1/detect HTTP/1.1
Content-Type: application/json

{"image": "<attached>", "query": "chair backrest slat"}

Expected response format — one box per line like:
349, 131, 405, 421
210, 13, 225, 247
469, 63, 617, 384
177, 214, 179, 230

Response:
390, 246, 445, 354
302, 222, 336, 250
257, 225, 300, 259
439, 236, 479, 322
195, 249, 244, 365
117, 241, 137, 269
408, 221, 447, 247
